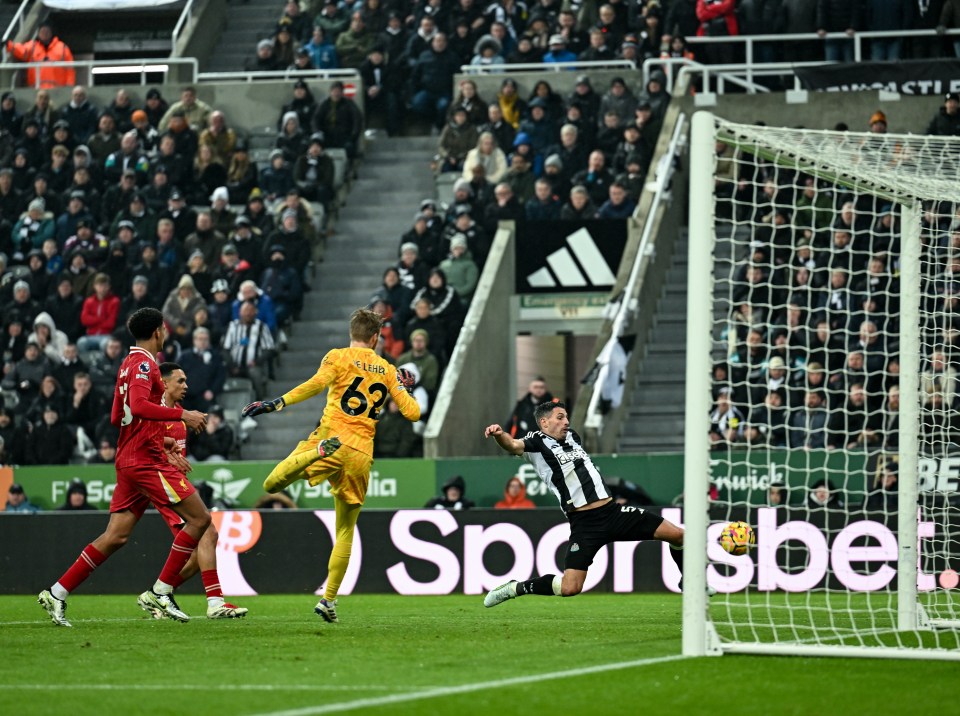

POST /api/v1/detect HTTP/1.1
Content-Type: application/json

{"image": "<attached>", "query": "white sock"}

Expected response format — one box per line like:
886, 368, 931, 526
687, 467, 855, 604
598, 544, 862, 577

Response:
51, 583, 68, 601
551, 575, 562, 596
207, 596, 225, 608
153, 580, 173, 595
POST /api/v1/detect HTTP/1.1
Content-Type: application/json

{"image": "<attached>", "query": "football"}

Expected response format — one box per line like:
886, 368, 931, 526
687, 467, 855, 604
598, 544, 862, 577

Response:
719, 521, 756, 556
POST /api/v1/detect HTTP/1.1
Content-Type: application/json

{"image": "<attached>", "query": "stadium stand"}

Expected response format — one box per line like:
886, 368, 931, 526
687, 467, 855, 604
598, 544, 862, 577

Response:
0, 0, 956, 468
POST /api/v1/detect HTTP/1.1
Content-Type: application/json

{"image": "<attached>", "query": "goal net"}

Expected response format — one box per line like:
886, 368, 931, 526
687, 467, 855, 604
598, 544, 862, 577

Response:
681, 112, 960, 659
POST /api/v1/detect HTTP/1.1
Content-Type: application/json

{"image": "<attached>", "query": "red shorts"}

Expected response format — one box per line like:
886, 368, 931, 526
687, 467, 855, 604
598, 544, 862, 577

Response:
110, 465, 196, 534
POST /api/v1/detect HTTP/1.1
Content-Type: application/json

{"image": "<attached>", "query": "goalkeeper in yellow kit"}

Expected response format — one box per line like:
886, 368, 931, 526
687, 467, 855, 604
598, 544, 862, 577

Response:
241, 308, 420, 622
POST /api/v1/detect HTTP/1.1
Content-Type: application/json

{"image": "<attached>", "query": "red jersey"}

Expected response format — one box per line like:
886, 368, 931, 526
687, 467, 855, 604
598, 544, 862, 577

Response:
111, 346, 183, 469
162, 400, 188, 457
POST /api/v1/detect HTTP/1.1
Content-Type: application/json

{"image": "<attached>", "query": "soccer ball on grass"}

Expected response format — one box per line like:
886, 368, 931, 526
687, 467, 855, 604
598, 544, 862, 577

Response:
719, 521, 755, 556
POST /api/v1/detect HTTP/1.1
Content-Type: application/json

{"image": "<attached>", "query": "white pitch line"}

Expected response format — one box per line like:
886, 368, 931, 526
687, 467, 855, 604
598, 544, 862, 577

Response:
251, 653, 688, 716
0, 684, 422, 692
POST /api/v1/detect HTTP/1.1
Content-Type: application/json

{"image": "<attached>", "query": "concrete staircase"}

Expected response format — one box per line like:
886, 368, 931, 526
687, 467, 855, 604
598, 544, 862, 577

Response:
203, 0, 280, 73
240, 134, 437, 460
616, 224, 739, 452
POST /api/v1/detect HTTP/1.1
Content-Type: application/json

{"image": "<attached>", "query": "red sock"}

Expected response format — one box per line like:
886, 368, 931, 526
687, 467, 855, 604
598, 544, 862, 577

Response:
167, 573, 186, 589
201, 569, 222, 599
157, 530, 199, 586
58, 545, 107, 594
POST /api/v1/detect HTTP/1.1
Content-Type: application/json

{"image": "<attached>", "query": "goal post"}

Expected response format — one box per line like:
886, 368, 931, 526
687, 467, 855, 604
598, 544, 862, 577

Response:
683, 111, 960, 660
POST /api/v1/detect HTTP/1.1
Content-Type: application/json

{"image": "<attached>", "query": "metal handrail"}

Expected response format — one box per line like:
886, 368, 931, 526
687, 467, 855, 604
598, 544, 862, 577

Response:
685, 27, 960, 68
196, 68, 361, 83
1, 0, 32, 45
458, 59, 636, 74
1, 0, 34, 62
582, 113, 687, 432
646, 57, 833, 96
2, 57, 199, 88
170, 0, 195, 58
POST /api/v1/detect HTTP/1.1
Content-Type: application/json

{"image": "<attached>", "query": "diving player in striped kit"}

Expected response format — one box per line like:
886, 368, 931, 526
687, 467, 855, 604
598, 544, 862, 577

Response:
483, 401, 687, 606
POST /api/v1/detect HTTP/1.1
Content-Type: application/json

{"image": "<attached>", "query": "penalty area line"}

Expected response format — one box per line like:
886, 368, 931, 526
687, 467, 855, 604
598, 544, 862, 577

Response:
251, 653, 689, 716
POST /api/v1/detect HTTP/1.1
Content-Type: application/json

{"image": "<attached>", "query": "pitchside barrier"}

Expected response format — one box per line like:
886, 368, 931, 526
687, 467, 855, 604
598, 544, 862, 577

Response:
0, 506, 931, 596
0, 450, 889, 512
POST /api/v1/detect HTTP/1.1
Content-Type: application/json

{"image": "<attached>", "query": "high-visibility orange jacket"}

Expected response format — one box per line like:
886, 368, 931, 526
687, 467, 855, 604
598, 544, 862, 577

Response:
6, 36, 75, 89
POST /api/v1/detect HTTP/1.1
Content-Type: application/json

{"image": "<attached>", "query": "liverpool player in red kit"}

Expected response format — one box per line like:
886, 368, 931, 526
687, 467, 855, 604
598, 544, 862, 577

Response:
154, 361, 247, 619
38, 308, 209, 627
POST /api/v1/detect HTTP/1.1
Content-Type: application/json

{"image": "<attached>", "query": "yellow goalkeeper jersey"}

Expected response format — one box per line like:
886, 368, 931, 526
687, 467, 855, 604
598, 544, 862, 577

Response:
281, 346, 421, 457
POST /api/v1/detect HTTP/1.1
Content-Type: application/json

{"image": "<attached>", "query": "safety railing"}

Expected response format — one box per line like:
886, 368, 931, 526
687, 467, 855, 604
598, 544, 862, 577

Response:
196, 68, 361, 83
685, 28, 960, 68
1, 0, 34, 61
458, 59, 635, 74
645, 56, 824, 96
2, 57, 199, 88
581, 112, 687, 434
170, 0, 195, 57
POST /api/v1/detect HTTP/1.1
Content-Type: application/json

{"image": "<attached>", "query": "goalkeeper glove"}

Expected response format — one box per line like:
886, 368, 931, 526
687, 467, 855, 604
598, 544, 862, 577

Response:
397, 367, 416, 393
241, 396, 285, 418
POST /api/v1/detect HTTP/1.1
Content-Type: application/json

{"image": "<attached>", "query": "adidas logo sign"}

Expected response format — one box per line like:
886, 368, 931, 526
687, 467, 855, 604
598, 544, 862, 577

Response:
526, 227, 616, 289
570, 543, 580, 552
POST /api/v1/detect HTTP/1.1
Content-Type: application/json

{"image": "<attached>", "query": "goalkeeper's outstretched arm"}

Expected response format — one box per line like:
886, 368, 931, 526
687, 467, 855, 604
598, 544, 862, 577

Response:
484, 424, 525, 455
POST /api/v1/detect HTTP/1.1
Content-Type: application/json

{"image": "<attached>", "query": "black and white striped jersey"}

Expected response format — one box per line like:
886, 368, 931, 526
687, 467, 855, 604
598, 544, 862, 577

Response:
521, 428, 610, 513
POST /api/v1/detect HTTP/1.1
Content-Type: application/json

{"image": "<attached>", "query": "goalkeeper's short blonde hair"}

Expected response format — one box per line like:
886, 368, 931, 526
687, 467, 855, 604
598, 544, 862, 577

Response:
350, 308, 383, 343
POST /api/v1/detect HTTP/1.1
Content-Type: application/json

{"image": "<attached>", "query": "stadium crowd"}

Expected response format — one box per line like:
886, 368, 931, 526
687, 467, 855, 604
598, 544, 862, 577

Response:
708, 105, 960, 462
3, 0, 960, 471
0, 79, 367, 466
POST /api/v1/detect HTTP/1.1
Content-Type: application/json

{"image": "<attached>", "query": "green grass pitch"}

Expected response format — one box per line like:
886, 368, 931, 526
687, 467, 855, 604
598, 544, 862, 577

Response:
2, 593, 957, 716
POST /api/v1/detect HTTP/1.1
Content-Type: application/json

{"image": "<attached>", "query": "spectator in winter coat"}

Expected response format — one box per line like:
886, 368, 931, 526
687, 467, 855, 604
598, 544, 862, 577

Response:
425, 474, 475, 510
560, 184, 598, 220
525, 178, 562, 220
506, 377, 556, 437
163, 273, 206, 344
598, 77, 638, 128
312, 81, 363, 158
28, 403, 74, 465
439, 234, 479, 302
78, 273, 119, 351
495, 476, 536, 509
259, 244, 303, 326
927, 92, 960, 136
188, 405, 234, 461
373, 397, 420, 457
374, 266, 414, 330
596, 181, 637, 218
177, 327, 226, 411
411, 34, 463, 129
437, 107, 478, 173
462, 131, 508, 183
28, 311, 68, 363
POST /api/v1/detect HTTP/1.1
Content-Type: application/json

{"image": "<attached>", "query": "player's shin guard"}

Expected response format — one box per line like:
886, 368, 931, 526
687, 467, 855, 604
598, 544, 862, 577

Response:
56, 544, 107, 595
156, 530, 200, 592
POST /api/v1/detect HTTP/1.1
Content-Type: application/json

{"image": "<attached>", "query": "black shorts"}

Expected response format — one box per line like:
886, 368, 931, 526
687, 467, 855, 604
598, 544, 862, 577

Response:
564, 501, 664, 571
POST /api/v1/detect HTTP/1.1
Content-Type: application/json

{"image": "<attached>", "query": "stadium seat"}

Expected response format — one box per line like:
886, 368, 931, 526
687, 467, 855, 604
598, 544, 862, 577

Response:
327, 148, 347, 190
223, 377, 254, 394
435, 173, 457, 208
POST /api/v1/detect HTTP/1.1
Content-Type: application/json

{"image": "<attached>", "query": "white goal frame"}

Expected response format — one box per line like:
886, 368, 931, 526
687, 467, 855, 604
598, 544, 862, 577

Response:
682, 111, 960, 660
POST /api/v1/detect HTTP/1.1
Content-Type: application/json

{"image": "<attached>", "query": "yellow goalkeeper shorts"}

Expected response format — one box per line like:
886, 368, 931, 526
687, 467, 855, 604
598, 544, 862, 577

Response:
300, 439, 372, 505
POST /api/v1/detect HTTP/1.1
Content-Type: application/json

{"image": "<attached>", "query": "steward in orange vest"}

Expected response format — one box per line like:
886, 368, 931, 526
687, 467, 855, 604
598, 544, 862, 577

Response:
7, 21, 75, 89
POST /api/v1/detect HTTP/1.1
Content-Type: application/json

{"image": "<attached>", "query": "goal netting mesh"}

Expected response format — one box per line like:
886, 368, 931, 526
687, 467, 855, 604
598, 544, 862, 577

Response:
687, 115, 960, 659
